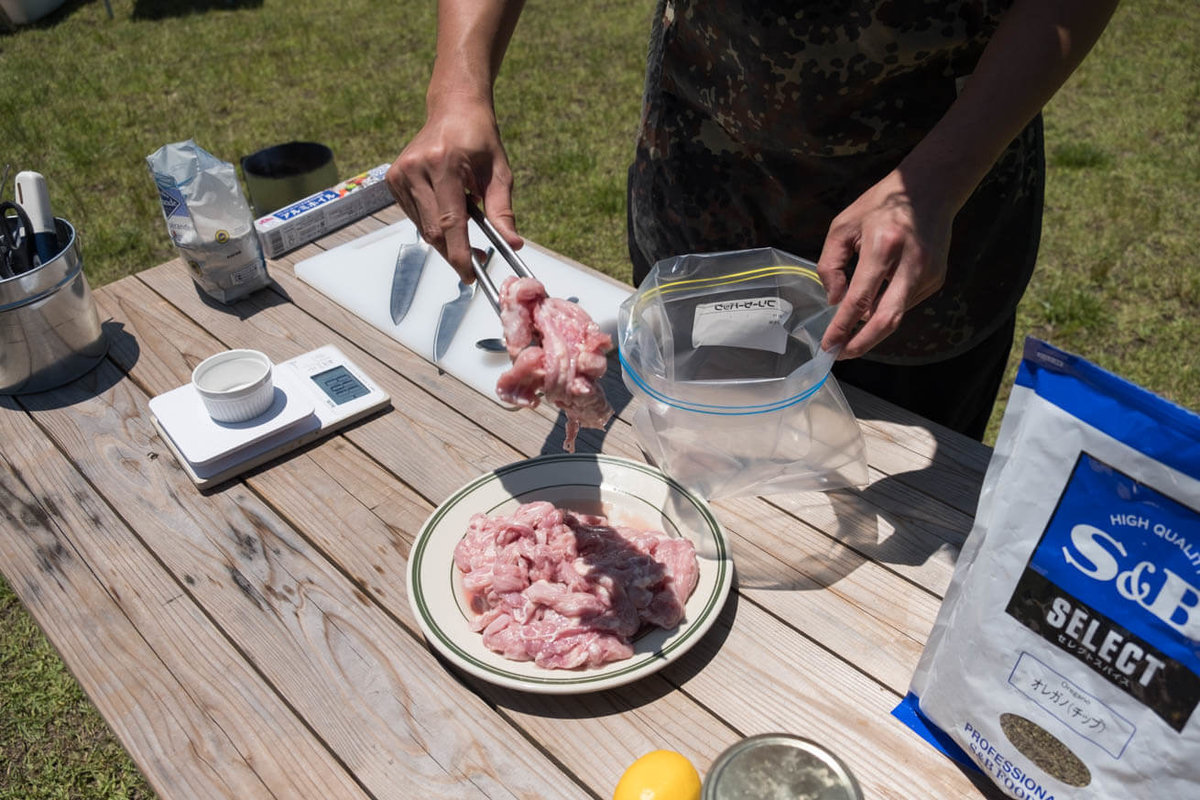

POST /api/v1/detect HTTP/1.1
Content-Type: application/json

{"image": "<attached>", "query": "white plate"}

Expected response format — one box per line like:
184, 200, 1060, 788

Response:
407, 453, 733, 694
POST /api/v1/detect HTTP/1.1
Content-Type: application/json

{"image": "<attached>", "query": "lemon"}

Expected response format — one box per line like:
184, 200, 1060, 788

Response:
613, 749, 702, 800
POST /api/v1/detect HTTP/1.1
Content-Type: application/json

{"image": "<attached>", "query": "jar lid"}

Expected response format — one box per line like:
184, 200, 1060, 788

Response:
702, 734, 863, 800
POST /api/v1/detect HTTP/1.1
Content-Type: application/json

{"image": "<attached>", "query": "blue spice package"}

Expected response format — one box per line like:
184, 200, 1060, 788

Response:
901, 338, 1200, 798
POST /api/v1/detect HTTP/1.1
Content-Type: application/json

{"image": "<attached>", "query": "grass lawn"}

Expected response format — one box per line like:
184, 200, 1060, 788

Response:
1, 0, 1197, 796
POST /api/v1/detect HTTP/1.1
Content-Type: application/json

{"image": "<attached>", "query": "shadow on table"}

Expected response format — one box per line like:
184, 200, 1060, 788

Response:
5, 277, 290, 412
733, 438, 980, 592
23, 281, 288, 413
197, 277, 298, 319
1, 320, 136, 411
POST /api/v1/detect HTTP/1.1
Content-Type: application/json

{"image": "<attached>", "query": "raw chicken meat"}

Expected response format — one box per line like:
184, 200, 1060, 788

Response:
453, 501, 700, 670
496, 277, 614, 452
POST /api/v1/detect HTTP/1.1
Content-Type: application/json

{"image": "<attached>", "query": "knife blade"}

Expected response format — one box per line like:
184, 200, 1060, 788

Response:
433, 280, 473, 362
432, 247, 493, 362
389, 238, 429, 325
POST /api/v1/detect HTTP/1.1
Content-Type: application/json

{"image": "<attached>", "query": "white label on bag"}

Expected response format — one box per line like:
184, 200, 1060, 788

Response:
692, 297, 792, 354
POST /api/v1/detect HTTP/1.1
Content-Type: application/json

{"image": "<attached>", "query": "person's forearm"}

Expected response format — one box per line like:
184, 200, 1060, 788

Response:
901, 0, 1119, 212
427, 0, 528, 112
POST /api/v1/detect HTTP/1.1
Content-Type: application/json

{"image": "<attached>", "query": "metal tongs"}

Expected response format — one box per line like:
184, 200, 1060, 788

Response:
466, 197, 536, 313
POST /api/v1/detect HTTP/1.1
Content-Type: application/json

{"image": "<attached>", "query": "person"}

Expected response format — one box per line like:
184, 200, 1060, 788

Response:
386, 0, 1118, 441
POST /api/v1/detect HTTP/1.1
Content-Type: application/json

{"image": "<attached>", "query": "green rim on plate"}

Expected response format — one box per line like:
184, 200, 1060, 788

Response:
407, 453, 732, 692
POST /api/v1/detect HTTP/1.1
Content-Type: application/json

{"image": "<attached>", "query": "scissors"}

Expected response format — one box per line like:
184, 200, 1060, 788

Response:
0, 200, 37, 279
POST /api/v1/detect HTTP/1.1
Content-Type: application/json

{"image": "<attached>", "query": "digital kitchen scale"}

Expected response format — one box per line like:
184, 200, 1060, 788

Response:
149, 345, 390, 488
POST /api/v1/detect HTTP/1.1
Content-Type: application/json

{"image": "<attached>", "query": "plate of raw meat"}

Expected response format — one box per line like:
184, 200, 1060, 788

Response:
406, 453, 733, 693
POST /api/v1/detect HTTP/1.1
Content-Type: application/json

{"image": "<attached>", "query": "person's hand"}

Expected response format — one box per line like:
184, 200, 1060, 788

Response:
816, 169, 954, 359
386, 94, 524, 283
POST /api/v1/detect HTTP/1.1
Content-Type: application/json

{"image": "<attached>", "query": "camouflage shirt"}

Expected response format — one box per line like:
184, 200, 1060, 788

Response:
628, 0, 1044, 364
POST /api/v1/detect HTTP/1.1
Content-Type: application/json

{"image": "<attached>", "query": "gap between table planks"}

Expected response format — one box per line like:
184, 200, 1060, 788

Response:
262, 213, 982, 667
253, 209, 989, 695
56, 219, 998, 796
0, 398, 366, 799
133, 249, 938, 696
90, 275, 735, 796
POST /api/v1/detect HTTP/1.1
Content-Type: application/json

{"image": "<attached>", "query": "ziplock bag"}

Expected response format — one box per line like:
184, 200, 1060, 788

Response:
147, 140, 270, 304
901, 338, 1200, 798
617, 248, 867, 500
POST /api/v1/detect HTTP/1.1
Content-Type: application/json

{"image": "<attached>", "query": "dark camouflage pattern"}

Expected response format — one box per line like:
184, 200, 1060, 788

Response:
628, 0, 1044, 364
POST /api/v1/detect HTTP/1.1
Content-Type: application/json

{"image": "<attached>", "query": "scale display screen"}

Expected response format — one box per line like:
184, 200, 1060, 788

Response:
310, 365, 370, 405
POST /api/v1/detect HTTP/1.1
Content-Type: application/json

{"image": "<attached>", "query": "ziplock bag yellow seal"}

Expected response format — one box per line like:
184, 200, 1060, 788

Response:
617, 248, 867, 500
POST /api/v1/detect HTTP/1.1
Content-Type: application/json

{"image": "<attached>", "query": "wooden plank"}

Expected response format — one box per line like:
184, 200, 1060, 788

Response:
133, 264, 931, 683
844, 382, 992, 475
0, 395, 365, 800
239, 396, 940, 787
18, 359, 591, 800
249, 433, 743, 793
265, 239, 971, 579
268, 221, 985, 582
546, 426, 944, 690
98, 277, 747, 793
2, 226, 1000, 800
763, 469, 976, 598
114, 247, 993, 791
843, 384, 990, 517
665, 595, 1003, 799
122, 262, 955, 693
96, 275, 986, 797
709, 501, 936, 693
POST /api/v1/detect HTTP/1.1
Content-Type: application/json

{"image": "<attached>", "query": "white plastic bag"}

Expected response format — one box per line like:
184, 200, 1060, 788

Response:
904, 338, 1200, 798
147, 139, 270, 304
617, 248, 867, 499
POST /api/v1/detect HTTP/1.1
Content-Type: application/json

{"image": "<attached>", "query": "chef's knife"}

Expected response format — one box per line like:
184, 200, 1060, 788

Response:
389, 238, 429, 325
433, 247, 493, 361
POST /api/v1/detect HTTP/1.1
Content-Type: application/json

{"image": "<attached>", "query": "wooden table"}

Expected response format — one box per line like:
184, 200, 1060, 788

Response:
0, 205, 1005, 799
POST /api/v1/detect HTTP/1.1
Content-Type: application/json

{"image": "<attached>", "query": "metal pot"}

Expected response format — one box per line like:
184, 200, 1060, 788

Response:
0, 218, 107, 395
240, 141, 338, 218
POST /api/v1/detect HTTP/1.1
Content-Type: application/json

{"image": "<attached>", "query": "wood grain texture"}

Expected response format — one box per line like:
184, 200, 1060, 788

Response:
0, 216, 1006, 799
0, 395, 366, 800
17, 358, 590, 800
107, 257, 749, 794
258, 241, 967, 692
244, 423, 744, 793
662, 595, 993, 798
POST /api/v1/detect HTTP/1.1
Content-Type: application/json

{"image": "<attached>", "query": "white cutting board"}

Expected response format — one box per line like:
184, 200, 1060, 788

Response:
294, 219, 632, 406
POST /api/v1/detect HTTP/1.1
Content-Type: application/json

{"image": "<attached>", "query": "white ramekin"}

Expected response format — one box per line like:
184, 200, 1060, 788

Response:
192, 349, 274, 423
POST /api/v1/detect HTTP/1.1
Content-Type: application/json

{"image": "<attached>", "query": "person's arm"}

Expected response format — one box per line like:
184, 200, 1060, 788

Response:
386, 0, 527, 282
818, 0, 1119, 359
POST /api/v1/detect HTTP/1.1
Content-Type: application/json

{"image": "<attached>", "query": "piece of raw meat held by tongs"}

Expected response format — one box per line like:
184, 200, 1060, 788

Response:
465, 196, 615, 453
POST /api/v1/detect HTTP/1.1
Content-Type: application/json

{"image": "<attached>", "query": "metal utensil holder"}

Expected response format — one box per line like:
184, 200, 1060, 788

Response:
0, 218, 108, 394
